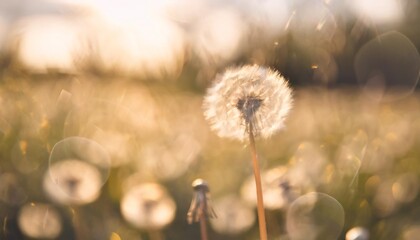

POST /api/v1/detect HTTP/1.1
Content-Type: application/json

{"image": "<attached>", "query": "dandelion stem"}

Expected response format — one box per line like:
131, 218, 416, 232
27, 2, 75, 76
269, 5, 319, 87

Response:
248, 123, 268, 240
199, 214, 208, 240
71, 207, 86, 240
148, 230, 164, 240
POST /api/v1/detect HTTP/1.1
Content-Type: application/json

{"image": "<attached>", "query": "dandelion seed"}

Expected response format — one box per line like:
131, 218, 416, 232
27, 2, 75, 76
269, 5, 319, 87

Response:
203, 64, 293, 141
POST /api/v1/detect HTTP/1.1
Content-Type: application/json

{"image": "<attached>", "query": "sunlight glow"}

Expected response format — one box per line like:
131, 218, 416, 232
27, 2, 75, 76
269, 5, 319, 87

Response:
14, 16, 87, 72
193, 8, 247, 65
352, 0, 403, 24
90, 14, 185, 78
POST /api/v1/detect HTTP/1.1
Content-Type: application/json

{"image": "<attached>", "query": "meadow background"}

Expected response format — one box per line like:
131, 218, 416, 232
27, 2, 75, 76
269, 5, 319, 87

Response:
0, 0, 420, 239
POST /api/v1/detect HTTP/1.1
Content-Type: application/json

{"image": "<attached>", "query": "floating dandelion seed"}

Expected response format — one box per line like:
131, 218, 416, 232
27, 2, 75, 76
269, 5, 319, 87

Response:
203, 65, 293, 240
203, 65, 293, 141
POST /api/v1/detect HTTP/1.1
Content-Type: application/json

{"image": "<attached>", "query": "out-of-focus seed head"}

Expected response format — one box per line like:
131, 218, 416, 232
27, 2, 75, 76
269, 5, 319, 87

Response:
203, 65, 293, 141
192, 178, 209, 192
346, 227, 369, 240
188, 178, 216, 224
120, 183, 176, 230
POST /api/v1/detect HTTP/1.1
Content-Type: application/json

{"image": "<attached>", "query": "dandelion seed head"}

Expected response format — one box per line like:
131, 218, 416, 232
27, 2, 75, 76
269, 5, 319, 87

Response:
203, 65, 293, 141
188, 178, 216, 224
18, 203, 62, 239
192, 178, 209, 192
120, 183, 176, 230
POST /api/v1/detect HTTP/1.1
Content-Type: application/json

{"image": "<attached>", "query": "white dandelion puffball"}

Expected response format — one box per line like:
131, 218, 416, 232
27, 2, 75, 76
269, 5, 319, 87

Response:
18, 203, 62, 239
43, 159, 103, 205
121, 183, 176, 230
203, 65, 293, 141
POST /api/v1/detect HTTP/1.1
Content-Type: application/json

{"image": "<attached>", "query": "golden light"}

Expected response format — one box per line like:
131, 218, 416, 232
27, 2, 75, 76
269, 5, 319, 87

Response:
392, 173, 419, 203
346, 227, 369, 240
239, 0, 290, 36
289, 1, 337, 43
193, 8, 247, 66
86, 0, 186, 78
351, 0, 403, 24
403, 225, 420, 240
139, 133, 201, 180
13, 16, 88, 72
288, 142, 328, 189
109, 232, 122, 240
373, 180, 398, 217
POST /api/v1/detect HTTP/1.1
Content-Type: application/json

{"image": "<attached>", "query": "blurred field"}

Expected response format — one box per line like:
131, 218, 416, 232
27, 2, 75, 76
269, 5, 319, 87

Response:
1, 0, 420, 240
0, 76, 420, 239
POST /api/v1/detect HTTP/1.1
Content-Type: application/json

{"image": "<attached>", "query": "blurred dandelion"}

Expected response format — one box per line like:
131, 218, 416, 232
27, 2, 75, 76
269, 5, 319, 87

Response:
209, 194, 255, 236
203, 64, 293, 240
44, 137, 110, 205
43, 159, 103, 205
120, 183, 176, 239
346, 227, 369, 240
241, 166, 299, 210
18, 203, 62, 239
187, 179, 216, 240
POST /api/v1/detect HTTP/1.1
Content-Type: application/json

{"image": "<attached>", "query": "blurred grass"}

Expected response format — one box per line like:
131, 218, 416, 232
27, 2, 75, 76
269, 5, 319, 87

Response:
0, 74, 420, 239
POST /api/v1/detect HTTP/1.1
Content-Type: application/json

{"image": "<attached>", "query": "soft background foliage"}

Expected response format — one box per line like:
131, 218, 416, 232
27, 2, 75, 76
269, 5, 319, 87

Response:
0, 0, 419, 239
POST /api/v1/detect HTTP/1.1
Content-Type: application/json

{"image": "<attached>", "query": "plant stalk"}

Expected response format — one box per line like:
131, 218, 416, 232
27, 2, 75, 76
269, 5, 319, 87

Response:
148, 230, 164, 240
199, 214, 208, 240
71, 207, 84, 240
248, 123, 268, 240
